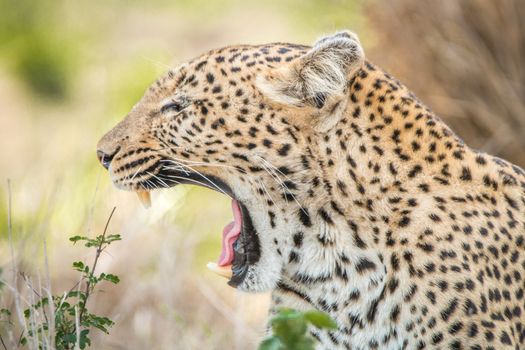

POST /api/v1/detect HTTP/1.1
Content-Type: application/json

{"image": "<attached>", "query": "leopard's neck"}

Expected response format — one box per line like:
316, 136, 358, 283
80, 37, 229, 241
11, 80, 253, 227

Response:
270, 63, 476, 348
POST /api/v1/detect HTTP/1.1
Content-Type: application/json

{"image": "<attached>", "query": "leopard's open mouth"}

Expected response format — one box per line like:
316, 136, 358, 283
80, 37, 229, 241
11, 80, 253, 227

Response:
133, 166, 261, 288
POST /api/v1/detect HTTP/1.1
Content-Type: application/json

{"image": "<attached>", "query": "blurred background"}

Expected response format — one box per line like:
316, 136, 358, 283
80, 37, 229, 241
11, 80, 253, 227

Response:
0, 0, 523, 349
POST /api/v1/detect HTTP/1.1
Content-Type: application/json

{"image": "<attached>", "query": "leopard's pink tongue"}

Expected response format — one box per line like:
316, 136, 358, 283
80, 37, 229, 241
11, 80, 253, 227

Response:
218, 199, 242, 266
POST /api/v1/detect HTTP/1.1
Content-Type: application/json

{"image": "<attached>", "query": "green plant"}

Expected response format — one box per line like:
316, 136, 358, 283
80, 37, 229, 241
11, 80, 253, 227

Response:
258, 309, 337, 350
0, 208, 121, 350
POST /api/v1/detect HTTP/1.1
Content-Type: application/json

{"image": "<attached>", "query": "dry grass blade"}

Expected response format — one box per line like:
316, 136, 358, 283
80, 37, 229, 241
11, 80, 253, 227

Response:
6, 180, 31, 348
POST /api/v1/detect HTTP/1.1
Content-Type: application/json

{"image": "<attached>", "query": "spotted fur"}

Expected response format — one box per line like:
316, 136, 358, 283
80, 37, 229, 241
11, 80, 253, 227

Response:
98, 31, 525, 349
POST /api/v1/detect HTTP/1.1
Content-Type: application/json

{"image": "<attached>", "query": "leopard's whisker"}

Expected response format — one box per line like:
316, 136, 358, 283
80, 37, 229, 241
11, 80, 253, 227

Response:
259, 179, 278, 210
161, 159, 240, 198
128, 165, 144, 183
255, 156, 307, 214
159, 173, 228, 197
260, 161, 289, 206
161, 165, 230, 197
146, 171, 170, 188
161, 157, 238, 171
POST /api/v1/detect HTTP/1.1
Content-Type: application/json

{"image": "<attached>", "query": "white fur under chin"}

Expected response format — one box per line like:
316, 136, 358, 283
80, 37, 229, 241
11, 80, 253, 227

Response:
236, 252, 282, 293
234, 221, 284, 292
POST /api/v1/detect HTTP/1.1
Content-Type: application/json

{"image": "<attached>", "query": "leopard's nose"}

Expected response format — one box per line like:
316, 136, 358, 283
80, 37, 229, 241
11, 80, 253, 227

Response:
96, 148, 118, 170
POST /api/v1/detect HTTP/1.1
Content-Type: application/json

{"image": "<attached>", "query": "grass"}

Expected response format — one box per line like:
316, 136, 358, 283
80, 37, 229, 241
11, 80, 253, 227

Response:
0, 179, 269, 349
0, 184, 122, 349
0, 182, 335, 349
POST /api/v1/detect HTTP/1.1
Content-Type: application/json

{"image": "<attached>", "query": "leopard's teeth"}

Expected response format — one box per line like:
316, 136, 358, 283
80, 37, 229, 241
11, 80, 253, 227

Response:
206, 262, 233, 279
136, 190, 151, 209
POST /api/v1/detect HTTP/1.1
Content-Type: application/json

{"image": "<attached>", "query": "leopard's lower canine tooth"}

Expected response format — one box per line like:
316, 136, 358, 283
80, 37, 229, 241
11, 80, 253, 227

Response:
206, 262, 233, 279
136, 190, 151, 208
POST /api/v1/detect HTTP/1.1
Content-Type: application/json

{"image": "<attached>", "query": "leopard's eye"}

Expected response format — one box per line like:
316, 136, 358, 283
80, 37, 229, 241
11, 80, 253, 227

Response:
160, 97, 189, 114
161, 102, 183, 113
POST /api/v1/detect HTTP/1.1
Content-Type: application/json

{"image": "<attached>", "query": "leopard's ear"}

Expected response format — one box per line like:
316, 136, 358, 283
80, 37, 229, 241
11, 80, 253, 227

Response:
257, 31, 364, 108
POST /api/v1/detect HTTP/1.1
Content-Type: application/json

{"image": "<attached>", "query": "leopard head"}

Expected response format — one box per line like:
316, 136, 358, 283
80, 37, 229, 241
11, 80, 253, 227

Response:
97, 31, 364, 292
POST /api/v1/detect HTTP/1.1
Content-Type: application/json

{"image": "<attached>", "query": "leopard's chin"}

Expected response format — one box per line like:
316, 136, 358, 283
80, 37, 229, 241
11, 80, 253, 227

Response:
126, 166, 262, 288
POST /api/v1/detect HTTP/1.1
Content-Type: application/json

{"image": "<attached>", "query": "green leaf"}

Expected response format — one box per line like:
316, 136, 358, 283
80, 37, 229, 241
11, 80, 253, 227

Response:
105, 234, 122, 243
69, 235, 87, 243
0, 308, 11, 317
66, 290, 84, 298
271, 311, 307, 342
79, 329, 91, 349
72, 261, 85, 272
258, 336, 282, 350
274, 308, 298, 317
289, 337, 315, 350
303, 310, 337, 330
101, 273, 120, 284
259, 309, 337, 350
84, 239, 99, 248
63, 333, 76, 344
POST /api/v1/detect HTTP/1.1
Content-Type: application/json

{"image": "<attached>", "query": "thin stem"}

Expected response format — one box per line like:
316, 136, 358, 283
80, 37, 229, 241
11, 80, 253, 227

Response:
17, 329, 24, 347
78, 207, 116, 324
102, 207, 117, 239
7, 180, 13, 271
0, 334, 7, 350
43, 238, 55, 349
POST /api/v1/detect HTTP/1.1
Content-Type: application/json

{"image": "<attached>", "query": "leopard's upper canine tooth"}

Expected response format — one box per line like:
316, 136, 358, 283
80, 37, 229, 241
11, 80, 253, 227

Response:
136, 190, 151, 209
206, 262, 233, 279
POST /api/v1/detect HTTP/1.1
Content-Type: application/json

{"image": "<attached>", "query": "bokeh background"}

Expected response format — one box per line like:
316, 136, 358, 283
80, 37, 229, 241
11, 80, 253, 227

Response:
0, 0, 523, 349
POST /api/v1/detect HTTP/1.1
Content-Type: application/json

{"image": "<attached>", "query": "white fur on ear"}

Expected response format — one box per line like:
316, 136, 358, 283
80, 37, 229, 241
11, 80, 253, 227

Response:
256, 31, 364, 108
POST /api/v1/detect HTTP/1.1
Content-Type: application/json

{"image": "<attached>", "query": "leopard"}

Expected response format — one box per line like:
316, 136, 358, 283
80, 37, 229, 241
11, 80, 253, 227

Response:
97, 31, 525, 349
